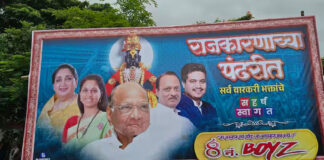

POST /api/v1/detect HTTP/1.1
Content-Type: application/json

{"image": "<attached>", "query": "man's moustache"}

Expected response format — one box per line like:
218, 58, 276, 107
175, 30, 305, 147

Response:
168, 96, 178, 100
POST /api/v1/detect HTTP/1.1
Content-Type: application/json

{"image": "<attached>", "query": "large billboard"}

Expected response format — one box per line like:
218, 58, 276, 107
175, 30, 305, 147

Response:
22, 16, 324, 159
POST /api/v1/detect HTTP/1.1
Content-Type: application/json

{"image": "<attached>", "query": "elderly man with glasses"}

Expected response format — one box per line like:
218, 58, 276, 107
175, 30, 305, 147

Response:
81, 82, 151, 159
82, 81, 196, 159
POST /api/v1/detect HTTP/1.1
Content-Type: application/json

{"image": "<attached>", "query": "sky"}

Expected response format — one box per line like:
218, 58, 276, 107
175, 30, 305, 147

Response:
85, 0, 324, 57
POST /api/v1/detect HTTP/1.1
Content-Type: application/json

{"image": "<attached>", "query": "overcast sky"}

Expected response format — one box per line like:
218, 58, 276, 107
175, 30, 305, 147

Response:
86, 0, 324, 57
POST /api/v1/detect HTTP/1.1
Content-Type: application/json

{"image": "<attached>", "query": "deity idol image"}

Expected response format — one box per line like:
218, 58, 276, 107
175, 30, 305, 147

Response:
105, 33, 157, 107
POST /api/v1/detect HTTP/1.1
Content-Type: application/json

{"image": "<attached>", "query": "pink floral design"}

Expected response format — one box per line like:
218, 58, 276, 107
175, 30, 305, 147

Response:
97, 123, 104, 130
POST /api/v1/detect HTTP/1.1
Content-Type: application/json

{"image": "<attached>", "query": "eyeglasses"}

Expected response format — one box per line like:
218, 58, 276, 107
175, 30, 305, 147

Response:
113, 103, 150, 113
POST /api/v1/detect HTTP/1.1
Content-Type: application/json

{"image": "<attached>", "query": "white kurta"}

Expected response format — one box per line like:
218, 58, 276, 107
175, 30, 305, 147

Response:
81, 103, 196, 160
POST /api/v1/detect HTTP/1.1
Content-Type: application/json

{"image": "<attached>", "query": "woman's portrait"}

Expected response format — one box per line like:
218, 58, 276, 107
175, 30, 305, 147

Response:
37, 64, 80, 134
62, 74, 112, 150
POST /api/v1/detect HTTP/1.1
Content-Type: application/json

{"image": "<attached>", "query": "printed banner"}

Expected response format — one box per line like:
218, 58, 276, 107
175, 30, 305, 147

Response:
22, 16, 324, 160
194, 129, 318, 160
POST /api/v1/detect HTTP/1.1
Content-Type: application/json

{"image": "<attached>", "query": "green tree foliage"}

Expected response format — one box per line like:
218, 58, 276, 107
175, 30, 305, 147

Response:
0, 21, 44, 54
0, 0, 89, 10
0, 53, 30, 125
116, 0, 157, 26
0, 0, 89, 31
195, 11, 254, 24
0, 3, 42, 31
51, 6, 130, 28
0, 0, 157, 159
227, 11, 253, 21
0, 21, 45, 159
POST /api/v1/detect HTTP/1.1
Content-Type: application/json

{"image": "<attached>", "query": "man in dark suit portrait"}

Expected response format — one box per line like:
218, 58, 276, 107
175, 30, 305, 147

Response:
176, 63, 218, 130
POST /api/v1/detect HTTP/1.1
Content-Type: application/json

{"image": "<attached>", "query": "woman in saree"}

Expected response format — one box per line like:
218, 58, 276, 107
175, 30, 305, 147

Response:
37, 64, 80, 134
62, 74, 113, 150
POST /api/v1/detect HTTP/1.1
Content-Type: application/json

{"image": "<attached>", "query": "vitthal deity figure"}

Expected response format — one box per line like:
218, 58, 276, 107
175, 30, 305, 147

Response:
105, 33, 157, 107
